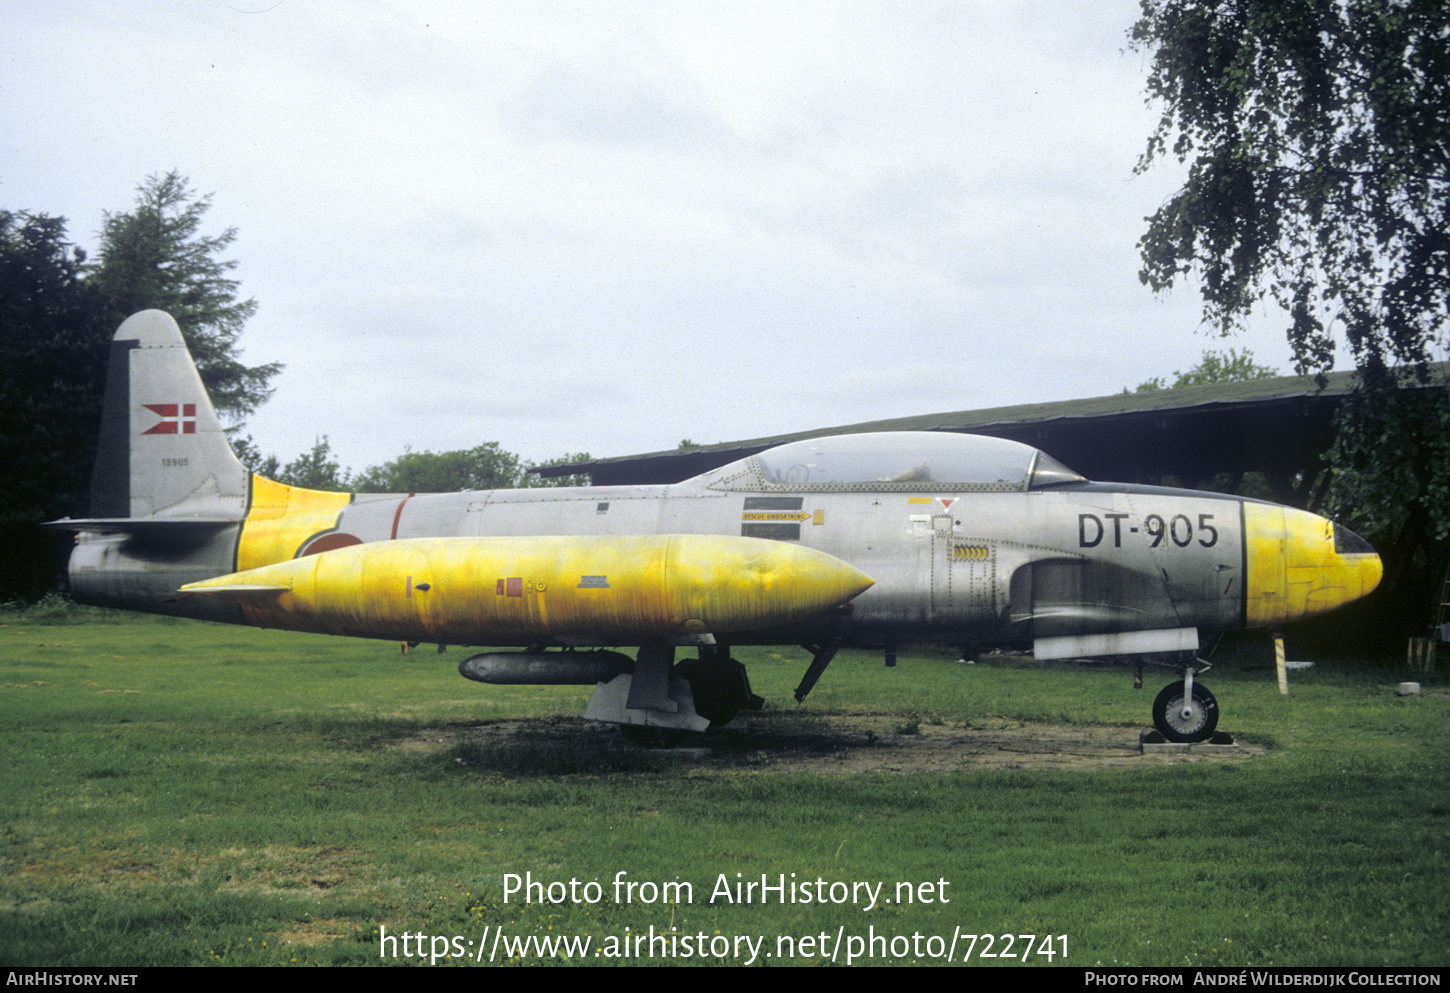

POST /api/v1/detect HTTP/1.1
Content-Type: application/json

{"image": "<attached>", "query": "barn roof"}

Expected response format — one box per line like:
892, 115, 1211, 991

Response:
534, 365, 1447, 501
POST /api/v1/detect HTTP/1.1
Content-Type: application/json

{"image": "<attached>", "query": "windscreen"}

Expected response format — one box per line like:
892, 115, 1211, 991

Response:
699, 432, 1085, 493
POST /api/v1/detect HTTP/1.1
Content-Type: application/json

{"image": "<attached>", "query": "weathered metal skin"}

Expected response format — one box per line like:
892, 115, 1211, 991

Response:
58, 312, 1382, 653
170, 470, 1376, 650
50, 311, 1384, 739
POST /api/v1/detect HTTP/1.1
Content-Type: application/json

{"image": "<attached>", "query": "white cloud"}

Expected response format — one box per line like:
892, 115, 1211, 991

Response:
3, 0, 1301, 472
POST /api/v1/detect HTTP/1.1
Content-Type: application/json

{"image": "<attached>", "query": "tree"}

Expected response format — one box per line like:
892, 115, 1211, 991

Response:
1130, 0, 1449, 379
0, 180, 279, 599
1324, 384, 1450, 630
0, 212, 107, 518
1130, 1, 1450, 638
521, 452, 593, 488
276, 437, 346, 491
89, 171, 281, 421
0, 211, 109, 597
231, 434, 281, 480
1129, 347, 1278, 392
350, 444, 523, 494
250, 439, 593, 491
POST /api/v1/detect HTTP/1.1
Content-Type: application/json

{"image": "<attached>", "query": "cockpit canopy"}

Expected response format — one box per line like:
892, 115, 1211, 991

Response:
693, 432, 1086, 493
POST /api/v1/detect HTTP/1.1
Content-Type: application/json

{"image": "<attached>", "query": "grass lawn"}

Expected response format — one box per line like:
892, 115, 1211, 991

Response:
1, 609, 1445, 967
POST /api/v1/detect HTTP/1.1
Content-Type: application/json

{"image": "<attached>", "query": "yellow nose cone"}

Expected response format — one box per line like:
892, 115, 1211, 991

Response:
1244, 504, 1382, 628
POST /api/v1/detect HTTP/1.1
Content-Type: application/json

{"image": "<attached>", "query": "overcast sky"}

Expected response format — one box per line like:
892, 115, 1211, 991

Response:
4, 0, 1309, 475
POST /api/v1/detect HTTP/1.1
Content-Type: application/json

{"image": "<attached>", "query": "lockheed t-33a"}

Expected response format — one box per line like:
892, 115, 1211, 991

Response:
48, 311, 1383, 743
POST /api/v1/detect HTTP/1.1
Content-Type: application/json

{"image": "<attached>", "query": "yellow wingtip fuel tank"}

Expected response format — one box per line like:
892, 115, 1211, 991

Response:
180, 534, 874, 643
1243, 503, 1383, 627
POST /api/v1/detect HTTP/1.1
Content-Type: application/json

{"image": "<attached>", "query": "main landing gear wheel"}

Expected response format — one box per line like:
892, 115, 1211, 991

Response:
673, 656, 764, 728
1152, 680, 1219, 743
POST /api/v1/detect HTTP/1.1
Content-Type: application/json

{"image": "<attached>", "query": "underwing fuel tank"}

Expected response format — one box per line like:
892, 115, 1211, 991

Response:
178, 534, 874, 644
458, 651, 632, 685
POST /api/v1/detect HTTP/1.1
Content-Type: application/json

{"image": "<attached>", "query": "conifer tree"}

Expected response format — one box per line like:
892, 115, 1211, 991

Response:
91, 171, 280, 420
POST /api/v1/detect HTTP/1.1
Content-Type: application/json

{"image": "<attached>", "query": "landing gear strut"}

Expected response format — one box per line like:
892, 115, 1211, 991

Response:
590, 644, 763, 745
675, 647, 763, 727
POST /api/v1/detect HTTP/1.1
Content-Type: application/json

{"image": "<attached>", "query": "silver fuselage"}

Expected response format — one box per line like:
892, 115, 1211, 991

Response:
72, 470, 1255, 648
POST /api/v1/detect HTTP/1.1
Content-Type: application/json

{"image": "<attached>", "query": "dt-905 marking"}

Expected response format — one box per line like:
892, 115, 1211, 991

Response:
48, 311, 1382, 743
1078, 512, 1220, 548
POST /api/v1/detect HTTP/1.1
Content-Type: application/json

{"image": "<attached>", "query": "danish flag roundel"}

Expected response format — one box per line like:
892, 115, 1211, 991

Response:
142, 403, 197, 435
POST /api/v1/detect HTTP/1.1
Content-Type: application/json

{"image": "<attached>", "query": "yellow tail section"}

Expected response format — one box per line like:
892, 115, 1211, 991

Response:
236, 476, 354, 572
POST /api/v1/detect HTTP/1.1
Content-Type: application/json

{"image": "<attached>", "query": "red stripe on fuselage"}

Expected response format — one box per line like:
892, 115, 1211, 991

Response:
391, 494, 415, 540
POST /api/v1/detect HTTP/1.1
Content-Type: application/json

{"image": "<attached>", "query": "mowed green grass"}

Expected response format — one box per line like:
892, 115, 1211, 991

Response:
0, 612, 1445, 967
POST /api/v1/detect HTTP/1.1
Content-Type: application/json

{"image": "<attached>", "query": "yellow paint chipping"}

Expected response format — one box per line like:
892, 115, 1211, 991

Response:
1243, 503, 1382, 627
184, 534, 874, 643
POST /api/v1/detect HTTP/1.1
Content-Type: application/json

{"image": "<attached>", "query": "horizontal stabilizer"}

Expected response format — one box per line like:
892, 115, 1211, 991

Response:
43, 516, 242, 534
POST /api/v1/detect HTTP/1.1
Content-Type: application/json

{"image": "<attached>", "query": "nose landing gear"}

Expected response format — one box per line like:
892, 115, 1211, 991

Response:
1151, 669, 1219, 743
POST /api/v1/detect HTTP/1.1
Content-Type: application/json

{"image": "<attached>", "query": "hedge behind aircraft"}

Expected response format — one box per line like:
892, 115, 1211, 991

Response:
47, 312, 1382, 742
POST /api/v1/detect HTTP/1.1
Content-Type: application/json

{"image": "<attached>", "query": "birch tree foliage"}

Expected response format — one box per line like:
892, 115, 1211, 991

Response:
1130, 0, 1448, 379
1130, 0, 1450, 560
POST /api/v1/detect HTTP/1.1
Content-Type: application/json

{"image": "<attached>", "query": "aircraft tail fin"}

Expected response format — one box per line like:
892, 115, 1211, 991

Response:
87, 310, 250, 523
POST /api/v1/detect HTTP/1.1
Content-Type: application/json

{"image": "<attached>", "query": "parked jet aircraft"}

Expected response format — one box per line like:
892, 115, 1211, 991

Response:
48, 312, 1383, 742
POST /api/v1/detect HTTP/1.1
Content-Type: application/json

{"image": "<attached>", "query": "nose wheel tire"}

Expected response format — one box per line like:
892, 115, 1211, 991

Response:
1152, 680, 1219, 743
